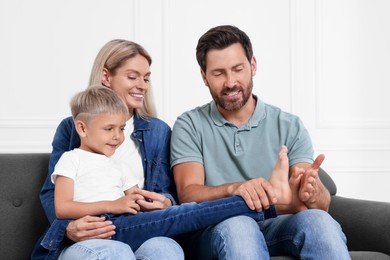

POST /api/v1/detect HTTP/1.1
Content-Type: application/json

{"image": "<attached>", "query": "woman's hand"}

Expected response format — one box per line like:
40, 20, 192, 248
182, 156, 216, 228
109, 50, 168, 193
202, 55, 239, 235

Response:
134, 189, 172, 211
66, 216, 116, 242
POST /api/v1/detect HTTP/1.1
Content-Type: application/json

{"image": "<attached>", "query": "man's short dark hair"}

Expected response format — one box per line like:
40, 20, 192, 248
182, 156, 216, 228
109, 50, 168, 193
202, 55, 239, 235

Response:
196, 25, 253, 72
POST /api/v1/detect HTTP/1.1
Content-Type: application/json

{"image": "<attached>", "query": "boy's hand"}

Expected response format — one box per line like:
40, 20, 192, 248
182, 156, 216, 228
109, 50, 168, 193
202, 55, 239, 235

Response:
109, 193, 144, 214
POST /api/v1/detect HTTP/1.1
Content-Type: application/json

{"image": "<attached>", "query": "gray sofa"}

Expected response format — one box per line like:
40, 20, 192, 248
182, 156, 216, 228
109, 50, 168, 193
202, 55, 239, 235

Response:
1, 153, 390, 260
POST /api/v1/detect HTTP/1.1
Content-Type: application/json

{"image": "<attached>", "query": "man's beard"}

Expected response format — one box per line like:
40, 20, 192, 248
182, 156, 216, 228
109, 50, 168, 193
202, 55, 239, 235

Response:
213, 78, 253, 112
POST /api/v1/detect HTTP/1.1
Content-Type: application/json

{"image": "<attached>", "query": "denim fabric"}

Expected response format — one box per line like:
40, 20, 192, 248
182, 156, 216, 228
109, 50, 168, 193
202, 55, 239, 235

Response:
182, 209, 350, 260
109, 196, 269, 250
57, 237, 185, 260
135, 237, 184, 260
181, 215, 270, 260
262, 209, 350, 259
32, 115, 177, 260
58, 239, 135, 260
41, 196, 273, 256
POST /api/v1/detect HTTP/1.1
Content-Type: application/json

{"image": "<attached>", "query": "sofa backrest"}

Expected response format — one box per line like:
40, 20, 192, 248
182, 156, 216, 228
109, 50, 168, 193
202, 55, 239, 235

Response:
318, 168, 337, 196
0, 153, 50, 259
0, 153, 338, 259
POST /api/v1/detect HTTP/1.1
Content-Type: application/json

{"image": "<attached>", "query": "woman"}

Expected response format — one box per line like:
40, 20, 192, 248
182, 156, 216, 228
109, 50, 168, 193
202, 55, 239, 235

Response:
32, 39, 287, 260
32, 39, 183, 260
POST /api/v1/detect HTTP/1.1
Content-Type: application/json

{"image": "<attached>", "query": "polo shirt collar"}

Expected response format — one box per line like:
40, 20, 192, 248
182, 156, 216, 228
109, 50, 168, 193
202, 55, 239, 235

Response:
210, 95, 266, 128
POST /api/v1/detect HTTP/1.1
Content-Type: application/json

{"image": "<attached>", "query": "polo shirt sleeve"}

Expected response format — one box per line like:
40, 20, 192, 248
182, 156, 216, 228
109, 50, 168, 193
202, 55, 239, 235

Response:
171, 111, 204, 168
285, 117, 314, 166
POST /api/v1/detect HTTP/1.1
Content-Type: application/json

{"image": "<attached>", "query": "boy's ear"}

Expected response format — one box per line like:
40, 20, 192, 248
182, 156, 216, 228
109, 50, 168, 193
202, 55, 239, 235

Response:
74, 120, 87, 137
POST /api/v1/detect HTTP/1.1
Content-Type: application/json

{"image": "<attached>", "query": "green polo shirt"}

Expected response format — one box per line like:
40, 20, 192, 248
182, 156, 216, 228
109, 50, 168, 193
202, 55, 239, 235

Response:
171, 97, 314, 186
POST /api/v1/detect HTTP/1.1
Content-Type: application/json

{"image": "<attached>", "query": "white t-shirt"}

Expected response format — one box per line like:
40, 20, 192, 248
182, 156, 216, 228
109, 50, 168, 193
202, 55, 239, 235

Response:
51, 149, 139, 202
113, 116, 145, 189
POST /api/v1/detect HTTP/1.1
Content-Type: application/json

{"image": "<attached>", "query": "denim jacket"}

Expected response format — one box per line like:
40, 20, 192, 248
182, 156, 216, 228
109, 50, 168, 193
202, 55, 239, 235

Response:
31, 115, 177, 259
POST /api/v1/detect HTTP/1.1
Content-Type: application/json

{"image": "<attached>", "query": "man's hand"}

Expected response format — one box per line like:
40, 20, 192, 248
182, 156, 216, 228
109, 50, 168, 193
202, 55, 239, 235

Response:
135, 189, 172, 211
290, 154, 330, 211
229, 178, 276, 212
66, 216, 116, 242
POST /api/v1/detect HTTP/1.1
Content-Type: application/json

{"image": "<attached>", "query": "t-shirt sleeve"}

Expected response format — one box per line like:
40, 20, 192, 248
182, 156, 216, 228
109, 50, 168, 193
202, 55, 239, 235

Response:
51, 151, 78, 184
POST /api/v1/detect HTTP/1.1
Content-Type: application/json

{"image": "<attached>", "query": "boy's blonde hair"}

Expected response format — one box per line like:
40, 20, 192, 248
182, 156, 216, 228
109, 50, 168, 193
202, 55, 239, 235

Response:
88, 39, 157, 118
71, 85, 129, 122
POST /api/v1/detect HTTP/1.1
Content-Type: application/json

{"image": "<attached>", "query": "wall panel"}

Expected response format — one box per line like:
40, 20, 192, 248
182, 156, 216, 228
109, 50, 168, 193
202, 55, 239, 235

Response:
0, 0, 389, 202
292, 0, 390, 202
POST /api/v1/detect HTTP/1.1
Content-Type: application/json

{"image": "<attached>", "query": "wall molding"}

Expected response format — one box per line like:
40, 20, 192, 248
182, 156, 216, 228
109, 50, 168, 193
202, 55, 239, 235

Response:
0, 118, 59, 128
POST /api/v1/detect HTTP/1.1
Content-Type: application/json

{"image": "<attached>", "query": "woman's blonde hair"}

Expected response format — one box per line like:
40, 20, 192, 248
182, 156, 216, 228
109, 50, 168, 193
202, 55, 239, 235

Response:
88, 39, 157, 117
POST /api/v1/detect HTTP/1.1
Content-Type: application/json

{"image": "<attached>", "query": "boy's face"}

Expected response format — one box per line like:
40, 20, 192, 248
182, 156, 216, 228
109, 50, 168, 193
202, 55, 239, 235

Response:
77, 112, 127, 157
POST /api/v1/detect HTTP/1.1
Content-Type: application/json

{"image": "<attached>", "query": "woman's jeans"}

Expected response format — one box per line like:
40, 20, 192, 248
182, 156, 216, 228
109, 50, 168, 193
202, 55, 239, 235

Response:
59, 237, 184, 260
182, 209, 350, 260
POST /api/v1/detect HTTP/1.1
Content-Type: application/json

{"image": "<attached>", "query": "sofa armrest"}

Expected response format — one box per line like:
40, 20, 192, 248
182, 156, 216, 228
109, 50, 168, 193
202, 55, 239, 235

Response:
329, 195, 390, 255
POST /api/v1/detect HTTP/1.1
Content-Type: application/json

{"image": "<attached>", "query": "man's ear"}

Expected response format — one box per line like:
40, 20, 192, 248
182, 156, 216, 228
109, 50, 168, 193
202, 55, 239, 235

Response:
251, 56, 257, 76
74, 120, 87, 137
201, 69, 209, 87
101, 68, 111, 87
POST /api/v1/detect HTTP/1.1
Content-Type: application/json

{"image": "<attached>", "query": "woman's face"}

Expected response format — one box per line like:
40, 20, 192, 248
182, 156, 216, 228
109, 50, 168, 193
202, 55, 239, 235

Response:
104, 55, 151, 116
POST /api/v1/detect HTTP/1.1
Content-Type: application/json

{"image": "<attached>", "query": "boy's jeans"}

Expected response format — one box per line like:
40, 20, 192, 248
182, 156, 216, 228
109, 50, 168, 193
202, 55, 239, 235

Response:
108, 196, 273, 250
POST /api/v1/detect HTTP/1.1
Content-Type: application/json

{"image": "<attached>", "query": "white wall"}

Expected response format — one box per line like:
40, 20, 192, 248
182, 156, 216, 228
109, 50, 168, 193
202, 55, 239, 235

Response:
0, 0, 389, 202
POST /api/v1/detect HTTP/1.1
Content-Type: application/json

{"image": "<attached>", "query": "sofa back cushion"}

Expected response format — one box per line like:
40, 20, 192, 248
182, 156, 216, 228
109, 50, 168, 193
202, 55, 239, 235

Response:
0, 153, 50, 259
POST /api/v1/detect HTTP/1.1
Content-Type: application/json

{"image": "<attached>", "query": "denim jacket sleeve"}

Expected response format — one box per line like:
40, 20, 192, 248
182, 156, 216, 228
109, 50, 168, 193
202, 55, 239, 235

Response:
32, 117, 80, 258
152, 121, 177, 205
133, 116, 178, 205
40, 116, 80, 223
40, 219, 71, 250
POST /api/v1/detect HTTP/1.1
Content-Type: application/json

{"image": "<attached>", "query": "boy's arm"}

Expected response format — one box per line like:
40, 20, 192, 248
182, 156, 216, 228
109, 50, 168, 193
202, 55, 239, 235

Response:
54, 176, 143, 219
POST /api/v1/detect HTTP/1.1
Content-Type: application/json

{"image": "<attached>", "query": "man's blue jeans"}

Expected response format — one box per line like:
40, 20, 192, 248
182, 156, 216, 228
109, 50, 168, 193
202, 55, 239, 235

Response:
182, 209, 350, 260
108, 196, 272, 250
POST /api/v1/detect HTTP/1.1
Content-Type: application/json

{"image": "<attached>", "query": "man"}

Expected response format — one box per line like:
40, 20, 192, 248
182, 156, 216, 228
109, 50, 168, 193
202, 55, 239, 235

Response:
171, 25, 349, 259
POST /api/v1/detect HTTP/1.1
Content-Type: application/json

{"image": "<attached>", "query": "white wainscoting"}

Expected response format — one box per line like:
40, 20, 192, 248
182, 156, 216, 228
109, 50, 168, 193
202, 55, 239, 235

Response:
0, 0, 389, 202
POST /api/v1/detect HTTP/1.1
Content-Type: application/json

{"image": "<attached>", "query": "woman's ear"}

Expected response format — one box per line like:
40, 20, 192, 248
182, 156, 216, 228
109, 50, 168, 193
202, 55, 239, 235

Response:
101, 68, 111, 87
74, 120, 88, 137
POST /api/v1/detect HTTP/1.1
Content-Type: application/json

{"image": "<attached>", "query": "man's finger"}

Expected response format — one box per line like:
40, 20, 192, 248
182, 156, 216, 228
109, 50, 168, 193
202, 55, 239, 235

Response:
312, 154, 325, 170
